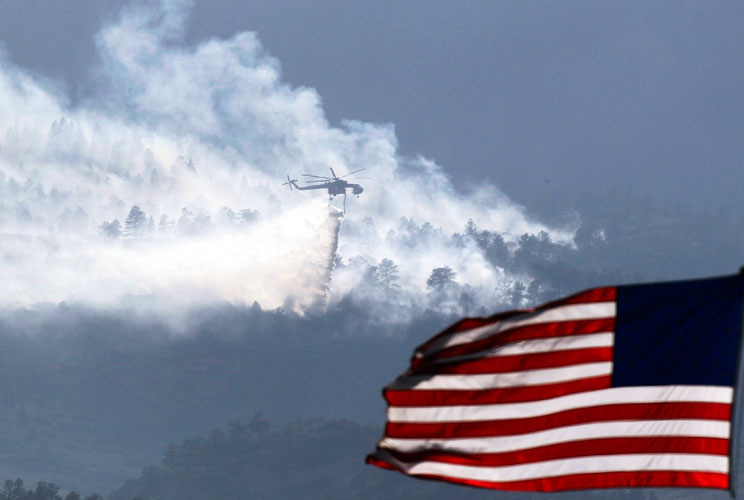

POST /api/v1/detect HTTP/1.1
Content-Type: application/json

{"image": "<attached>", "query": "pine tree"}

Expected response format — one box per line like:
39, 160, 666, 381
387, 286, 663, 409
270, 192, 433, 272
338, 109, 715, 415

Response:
426, 266, 457, 292
510, 280, 526, 307
99, 219, 121, 239
123, 205, 147, 237
375, 258, 400, 301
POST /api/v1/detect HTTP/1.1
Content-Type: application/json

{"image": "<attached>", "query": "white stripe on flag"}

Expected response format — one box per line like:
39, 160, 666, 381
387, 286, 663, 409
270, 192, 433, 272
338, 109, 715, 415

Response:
388, 362, 612, 390
419, 302, 616, 356
380, 419, 730, 454
436, 333, 615, 364
387, 385, 733, 422
374, 449, 728, 482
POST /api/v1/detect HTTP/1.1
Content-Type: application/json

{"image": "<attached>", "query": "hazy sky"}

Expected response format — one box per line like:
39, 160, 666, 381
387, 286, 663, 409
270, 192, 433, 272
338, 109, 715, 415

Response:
0, 0, 741, 211
0, 2, 741, 496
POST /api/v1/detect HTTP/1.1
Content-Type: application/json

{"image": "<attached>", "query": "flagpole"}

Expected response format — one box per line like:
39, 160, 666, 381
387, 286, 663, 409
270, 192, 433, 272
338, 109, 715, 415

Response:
730, 268, 744, 500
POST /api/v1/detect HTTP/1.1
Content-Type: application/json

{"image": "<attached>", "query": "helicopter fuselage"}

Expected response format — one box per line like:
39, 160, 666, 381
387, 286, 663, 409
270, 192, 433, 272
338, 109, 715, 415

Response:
290, 179, 362, 197
282, 167, 366, 213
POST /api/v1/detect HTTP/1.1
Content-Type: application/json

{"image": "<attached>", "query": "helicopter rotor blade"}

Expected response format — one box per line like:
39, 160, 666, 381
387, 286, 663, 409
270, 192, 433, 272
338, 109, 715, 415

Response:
282, 175, 295, 190
301, 174, 331, 180
339, 168, 366, 179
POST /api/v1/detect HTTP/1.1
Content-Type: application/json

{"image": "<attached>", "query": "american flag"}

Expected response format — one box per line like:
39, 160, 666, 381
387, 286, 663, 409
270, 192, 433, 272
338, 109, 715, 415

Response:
367, 273, 744, 492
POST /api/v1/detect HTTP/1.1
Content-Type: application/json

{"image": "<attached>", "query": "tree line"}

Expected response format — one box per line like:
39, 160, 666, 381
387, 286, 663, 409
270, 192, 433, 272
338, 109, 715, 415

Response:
0, 479, 100, 500
100, 205, 257, 239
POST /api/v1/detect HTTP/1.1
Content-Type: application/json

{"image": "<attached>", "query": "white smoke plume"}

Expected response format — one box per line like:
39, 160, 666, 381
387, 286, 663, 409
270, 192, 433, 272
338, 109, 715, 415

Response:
0, 0, 573, 319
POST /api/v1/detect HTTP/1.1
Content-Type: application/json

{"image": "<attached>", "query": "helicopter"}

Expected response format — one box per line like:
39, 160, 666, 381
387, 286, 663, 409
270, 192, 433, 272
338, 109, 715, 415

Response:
282, 168, 365, 213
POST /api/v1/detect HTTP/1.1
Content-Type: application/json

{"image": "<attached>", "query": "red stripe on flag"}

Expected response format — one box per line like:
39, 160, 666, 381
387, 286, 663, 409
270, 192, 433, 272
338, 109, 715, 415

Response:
434, 470, 728, 492
538, 286, 616, 308
413, 318, 615, 369
366, 455, 728, 491
385, 375, 612, 407
378, 436, 730, 467
385, 402, 731, 439
447, 313, 524, 335
416, 347, 613, 375
414, 287, 615, 354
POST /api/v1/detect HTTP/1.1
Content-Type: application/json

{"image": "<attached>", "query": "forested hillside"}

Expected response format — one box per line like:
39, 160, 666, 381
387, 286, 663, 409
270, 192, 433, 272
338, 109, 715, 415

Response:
0, 194, 739, 498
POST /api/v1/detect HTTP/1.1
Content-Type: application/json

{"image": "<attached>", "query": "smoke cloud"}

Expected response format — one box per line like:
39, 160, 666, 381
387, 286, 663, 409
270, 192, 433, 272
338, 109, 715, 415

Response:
0, 0, 574, 320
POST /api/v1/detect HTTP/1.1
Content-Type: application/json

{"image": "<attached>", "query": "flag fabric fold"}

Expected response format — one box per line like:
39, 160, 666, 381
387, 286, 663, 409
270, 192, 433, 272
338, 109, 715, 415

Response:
367, 273, 744, 493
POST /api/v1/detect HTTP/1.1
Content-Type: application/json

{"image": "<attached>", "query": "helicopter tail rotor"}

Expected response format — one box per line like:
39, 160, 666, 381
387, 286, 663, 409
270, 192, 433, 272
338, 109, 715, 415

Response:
282, 175, 298, 190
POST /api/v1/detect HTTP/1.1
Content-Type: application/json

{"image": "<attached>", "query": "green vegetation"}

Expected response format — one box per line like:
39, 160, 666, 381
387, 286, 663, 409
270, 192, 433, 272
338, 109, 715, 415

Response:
109, 418, 495, 500
0, 479, 100, 500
